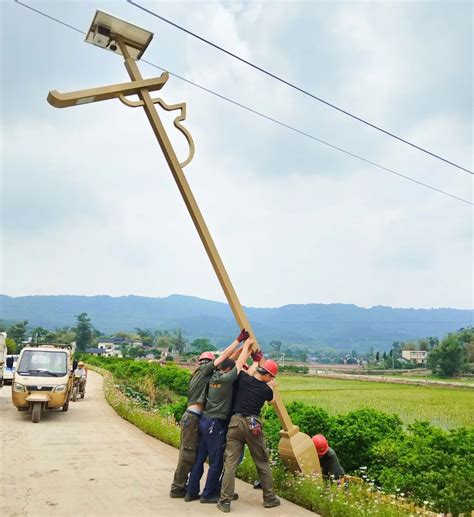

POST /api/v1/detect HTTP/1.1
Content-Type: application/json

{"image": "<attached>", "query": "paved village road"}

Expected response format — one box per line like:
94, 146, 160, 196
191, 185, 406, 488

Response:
0, 372, 316, 517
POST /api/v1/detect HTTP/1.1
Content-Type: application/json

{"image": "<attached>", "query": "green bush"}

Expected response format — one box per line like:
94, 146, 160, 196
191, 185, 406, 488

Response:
369, 422, 474, 514
81, 355, 191, 397
330, 409, 403, 472
261, 402, 333, 451
160, 396, 188, 423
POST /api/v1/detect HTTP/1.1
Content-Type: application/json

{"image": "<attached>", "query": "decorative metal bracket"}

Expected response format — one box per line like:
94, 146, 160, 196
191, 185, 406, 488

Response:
118, 94, 195, 168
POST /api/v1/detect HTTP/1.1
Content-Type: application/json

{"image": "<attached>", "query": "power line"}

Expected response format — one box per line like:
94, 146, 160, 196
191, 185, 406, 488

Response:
141, 59, 473, 206
128, 0, 473, 176
14, 0, 473, 206
14, 0, 85, 35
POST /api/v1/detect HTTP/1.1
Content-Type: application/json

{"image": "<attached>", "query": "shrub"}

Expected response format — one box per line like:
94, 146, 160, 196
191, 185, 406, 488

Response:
329, 409, 403, 472
369, 421, 474, 513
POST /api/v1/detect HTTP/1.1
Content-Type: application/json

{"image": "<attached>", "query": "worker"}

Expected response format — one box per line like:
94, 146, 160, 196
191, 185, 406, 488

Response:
185, 337, 254, 503
217, 358, 280, 513
312, 434, 345, 480
74, 361, 88, 392
169, 329, 249, 499
254, 433, 345, 491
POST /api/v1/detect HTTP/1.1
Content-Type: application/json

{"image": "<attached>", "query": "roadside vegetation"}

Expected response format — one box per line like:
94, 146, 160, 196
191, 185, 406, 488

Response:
83, 355, 473, 515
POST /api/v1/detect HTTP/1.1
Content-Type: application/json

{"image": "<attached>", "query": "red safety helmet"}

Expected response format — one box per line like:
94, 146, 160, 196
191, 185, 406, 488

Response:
198, 351, 216, 362
312, 434, 329, 457
261, 359, 278, 377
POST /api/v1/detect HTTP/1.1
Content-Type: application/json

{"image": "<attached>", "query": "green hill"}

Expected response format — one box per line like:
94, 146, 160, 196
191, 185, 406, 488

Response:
0, 294, 471, 351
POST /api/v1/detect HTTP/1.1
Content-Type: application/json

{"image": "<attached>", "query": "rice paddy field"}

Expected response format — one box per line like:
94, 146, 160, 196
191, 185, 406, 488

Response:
278, 375, 474, 429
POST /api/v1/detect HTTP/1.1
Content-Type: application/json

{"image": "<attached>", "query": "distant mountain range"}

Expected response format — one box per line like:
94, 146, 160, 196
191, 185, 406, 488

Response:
0, 294, 472, 352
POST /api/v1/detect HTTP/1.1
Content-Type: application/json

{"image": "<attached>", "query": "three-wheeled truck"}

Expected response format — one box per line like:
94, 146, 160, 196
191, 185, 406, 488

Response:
11, 343, 74, 423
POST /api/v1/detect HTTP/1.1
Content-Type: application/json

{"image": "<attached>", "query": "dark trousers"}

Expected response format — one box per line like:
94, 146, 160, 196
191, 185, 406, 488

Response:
187, 416, 228, 499
170, 410, 200, 494
220, 415, 276, 503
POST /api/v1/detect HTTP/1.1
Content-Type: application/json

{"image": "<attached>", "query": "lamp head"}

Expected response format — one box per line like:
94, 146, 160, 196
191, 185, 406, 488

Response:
85, 10, 153, 60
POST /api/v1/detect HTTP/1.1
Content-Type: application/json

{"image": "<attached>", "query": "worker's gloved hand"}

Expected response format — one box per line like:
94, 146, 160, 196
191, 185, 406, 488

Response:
251, 350, 264, 362
236, 329, 250, 343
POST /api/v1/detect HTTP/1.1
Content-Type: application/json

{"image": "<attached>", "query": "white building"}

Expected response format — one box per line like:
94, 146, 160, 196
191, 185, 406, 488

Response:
97, 338, 126, 358
401, 350, 428, 364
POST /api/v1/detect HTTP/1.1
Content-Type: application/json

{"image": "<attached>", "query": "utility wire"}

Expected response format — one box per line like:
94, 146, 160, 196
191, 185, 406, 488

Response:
15, 0, 85, 35
14, 0, 473, 206
141, 59, 473, 206
128, 0, 473, 176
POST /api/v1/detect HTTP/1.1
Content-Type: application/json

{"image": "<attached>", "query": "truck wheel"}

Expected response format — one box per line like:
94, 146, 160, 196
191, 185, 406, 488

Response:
62, 397, 70, 412
72, 386, 78, 402
32, 403, 41, 423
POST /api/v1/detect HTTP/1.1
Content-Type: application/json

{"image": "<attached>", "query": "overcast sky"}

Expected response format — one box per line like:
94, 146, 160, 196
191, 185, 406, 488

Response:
1, 0, 472, 310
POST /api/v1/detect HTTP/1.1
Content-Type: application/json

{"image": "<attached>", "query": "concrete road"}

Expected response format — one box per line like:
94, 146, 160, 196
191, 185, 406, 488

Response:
0, 372, 315, 517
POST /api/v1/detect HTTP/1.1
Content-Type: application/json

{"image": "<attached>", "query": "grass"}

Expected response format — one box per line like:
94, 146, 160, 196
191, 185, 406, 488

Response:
278, 375, 474, 429
90, 365, 181, 447
237, 451, 431, 517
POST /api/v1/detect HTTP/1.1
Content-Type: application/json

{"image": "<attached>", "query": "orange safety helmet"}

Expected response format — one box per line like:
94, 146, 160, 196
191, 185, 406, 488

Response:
312, 434, 329, 457
261, 359, 278, 377
198, 351, 216, 362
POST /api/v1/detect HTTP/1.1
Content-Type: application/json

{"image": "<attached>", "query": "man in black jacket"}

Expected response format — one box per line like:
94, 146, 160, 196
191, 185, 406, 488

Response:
217, 359, 280, 513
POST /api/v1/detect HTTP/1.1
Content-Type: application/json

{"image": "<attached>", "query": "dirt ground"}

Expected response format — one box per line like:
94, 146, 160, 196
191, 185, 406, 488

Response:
0, 371, 315, 516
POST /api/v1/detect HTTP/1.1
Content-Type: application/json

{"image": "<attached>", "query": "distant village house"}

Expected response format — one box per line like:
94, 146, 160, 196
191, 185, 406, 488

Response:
401, 350, 428, 364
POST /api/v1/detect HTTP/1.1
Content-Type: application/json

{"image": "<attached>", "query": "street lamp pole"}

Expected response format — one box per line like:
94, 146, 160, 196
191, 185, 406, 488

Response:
47, 11, 319, 475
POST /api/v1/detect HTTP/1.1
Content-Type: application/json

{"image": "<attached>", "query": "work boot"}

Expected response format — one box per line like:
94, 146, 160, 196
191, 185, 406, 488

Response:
202, 493, 238, 503
217, 499, 231, 513
184, 493, 200, 502
200, 496, 219, 504
263, 496, 281, 508
169, 489, 186, 498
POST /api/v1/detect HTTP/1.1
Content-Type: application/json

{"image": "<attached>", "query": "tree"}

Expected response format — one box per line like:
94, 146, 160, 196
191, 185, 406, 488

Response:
171, 329, 188, 354
402, 341, 416, 351
7, 320, 28, 346
31, 326, 48, 343
134, 327, 154, 347
456, 326, 474, 345
418, 338, 429, 351
46, 327, 75, 344
155, 329, 173, 350
128, 346, 145, 359
427, 336, 439, 350
6, 337, 17, 354
375, 351, 380, 362
269, 340, 282, 354
382, 351, 387, 360
427, 333, 466, 377
74, 313, 93, 352
191, 338, 217, 354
